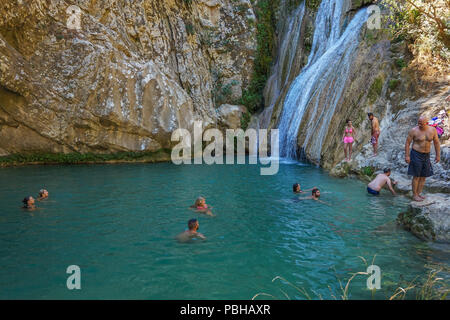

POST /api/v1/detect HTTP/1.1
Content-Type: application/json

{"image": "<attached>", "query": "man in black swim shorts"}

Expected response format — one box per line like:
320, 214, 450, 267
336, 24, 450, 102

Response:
405, 116, 441, 202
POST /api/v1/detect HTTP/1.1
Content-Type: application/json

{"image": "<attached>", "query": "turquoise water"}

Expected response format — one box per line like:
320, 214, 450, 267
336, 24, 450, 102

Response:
0, 161, 448, 299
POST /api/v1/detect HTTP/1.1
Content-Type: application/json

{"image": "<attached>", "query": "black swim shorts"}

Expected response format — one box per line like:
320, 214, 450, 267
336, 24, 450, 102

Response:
407, 149, 434, 177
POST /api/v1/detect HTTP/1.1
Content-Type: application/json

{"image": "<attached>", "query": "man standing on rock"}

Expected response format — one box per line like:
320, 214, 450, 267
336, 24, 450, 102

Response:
405, 116, 441, 202
368, 113, 380, 156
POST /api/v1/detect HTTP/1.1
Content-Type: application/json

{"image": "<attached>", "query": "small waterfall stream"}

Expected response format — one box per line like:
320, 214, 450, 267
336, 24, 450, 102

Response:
277, 0, 368, 161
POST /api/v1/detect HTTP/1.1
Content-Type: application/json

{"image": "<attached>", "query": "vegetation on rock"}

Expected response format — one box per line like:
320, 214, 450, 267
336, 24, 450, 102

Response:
381, 0, 449, 76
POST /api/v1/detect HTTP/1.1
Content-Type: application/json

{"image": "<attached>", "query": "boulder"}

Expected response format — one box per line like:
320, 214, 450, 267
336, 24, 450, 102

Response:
397, 193, 450, 243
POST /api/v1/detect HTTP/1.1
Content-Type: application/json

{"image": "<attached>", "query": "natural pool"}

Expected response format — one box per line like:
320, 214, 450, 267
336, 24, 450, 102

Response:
0, 160, 448, 299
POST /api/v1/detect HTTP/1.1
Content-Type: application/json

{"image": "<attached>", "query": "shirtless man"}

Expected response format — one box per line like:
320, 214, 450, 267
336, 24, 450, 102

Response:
405, 116, 440, 202
368, 113, 380, 156
367, 168, 397, 196
298, 188, 328, 205
176, 219, 206, 242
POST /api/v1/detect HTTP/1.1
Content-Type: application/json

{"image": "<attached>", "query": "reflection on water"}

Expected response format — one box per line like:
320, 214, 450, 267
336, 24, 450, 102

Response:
0, 162, 448, 299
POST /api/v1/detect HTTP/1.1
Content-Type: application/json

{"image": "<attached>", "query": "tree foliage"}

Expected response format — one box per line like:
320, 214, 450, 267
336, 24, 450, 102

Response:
381, 0, 449, 74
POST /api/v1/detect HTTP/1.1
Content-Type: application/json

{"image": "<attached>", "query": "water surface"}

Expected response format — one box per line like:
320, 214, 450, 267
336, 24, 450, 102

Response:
0, 161, 448, 299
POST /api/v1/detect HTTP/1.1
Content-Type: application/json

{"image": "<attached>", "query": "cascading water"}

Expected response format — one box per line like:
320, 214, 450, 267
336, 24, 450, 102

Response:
277, 0, 369, 161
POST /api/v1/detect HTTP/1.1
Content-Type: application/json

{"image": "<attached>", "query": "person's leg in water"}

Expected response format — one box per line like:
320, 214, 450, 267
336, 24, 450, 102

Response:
417, 177, 427, 199
411, 176, 422, 202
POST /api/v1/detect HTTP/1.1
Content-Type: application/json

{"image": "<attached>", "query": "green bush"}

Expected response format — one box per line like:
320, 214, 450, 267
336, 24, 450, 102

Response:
388, 79, 400, 90
367, 76, 384, 104
361, 166, 375, 177
239, 0, 279, 114
395, 58, 407, 69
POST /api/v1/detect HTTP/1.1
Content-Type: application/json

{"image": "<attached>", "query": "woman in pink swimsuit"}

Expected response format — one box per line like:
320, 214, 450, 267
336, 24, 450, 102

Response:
342, 119, 356, 162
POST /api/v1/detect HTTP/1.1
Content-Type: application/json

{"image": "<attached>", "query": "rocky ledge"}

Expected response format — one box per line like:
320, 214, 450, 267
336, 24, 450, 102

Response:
397, 193, 450, 243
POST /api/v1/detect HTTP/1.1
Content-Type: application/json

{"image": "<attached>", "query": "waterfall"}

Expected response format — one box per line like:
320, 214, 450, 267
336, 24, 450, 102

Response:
262, 2, 306, 130
277, 0, 369, 161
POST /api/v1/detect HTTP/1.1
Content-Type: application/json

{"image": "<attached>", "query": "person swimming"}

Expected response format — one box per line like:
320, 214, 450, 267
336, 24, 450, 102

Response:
190, 197, 214, 216
37, 189, 49, 200
292, 183, 314, 194
297, 188, 328, 205
176, 219, 206, 242
22, 196, 36, 210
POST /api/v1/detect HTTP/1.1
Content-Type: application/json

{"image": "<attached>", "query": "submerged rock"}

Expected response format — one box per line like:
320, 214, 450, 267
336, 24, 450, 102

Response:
397, 194, 450, 243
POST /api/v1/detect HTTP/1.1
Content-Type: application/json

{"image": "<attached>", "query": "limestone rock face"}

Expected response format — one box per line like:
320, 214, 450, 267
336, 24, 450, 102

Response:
0, 0, 257, 155
397, 193, 450, 243
217, 104, 247, 130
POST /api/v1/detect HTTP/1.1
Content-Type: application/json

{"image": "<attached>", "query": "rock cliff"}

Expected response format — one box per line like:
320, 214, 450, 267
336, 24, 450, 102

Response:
0, 0, 257, 155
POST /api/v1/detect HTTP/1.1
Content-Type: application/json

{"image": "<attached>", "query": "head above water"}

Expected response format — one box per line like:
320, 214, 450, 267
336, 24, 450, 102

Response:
312, 188, 320, 197
188, 219, 199, 231
39, 189, 48, 197
195, 197, 205, 207
418, 116, 428, 130
368, 113, 374, 120
22, 196, 34, 207
293, 183, 300, 193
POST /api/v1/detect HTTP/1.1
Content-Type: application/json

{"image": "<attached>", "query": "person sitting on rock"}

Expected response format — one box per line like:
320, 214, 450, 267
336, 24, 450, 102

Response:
367, 168, 397, 196
176, 219, 206, 243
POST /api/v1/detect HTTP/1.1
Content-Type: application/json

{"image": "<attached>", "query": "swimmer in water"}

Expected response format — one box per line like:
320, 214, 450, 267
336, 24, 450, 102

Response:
176, 219, 206, 242
298, 188, 329, 205
37, 189, 49, 201
190, 197, 214, 216
292, 183, 314, 194
22, 196, 36, 210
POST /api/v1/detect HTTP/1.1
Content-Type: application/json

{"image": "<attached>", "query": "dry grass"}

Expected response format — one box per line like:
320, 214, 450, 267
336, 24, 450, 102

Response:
252, 255, 449, 300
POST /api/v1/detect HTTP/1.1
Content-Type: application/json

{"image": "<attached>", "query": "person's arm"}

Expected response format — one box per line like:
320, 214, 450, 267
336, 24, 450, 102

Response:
318, 200, 331, 206
386, 178, 396, 196
433, 129, 441, 163
405, 129, 414, 163
197, 233, 206, 240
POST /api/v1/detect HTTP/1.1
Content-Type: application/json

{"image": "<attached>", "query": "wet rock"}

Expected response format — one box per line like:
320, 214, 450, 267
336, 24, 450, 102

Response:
397, 193, 450, 243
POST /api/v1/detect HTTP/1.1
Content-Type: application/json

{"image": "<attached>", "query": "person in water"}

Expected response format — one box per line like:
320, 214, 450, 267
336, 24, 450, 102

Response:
368, 113, 380, 156
405, 116, 440, 202
367, 168, 397, 196
292, 183, 314, 194
37, 189, 49, 200
190, 197, 214, 216
176, 219, 206, 242
342, 119, 356, 162
298, 188, 328, 204
22, 196, 36, 210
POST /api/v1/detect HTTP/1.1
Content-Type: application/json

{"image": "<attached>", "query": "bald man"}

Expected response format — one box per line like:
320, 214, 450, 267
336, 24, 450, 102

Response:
405, 116, 440, 202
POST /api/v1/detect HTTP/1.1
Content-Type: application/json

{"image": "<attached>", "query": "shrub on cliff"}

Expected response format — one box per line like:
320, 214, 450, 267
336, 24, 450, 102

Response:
382, 0, 449, 76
